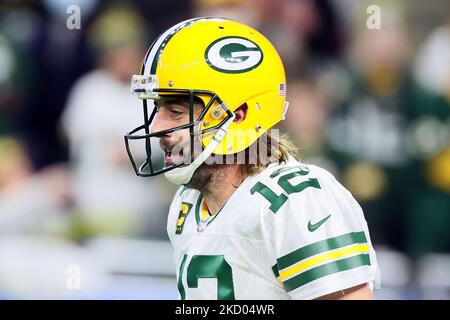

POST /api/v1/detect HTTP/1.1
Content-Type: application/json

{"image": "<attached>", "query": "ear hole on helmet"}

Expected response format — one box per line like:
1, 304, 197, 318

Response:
233, 103, 248, 123
219, 26, 224, 29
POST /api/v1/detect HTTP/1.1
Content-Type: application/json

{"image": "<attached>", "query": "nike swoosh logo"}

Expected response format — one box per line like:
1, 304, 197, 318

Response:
308, 214, 331, 232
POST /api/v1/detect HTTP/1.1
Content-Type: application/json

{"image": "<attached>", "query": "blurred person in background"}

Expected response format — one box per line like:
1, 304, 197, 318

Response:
60, 3, 175, 240
193, 0, 257, 27
311, 0, 450, 258
0, 0, 97, 170
281, 79, 333, 170
272, 0, 343, 78
408, 19, 450, 259
414, 21, 450, 100
0, 136, 71, 234
0, 1, 42, 159
0, 9, 99, 297
0, 2, 72, 235
321, 0, 415, 250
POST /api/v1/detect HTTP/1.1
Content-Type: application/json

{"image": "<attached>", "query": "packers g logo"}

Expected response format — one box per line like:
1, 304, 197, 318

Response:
205, 36, 263, 73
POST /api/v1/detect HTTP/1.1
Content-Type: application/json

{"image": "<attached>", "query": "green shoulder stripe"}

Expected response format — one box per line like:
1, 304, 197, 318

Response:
277, 231, 368, 270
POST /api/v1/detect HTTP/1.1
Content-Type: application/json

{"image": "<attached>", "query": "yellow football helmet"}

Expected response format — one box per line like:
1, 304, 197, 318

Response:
125, 17, 288, 184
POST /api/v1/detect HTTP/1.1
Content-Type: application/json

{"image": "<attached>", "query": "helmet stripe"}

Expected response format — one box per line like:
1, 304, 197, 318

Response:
140, 37, 158, 75
143, 17, 205, 76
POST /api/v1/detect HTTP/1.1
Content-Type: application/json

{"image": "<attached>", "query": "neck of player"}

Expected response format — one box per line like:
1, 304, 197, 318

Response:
202, 164, 245, 216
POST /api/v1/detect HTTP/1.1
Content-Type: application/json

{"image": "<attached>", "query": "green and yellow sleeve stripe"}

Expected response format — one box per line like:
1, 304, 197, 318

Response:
272, 231, 371, 292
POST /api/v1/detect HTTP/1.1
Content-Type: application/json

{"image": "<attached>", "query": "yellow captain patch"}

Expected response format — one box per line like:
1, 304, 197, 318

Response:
176, 202, 193, 235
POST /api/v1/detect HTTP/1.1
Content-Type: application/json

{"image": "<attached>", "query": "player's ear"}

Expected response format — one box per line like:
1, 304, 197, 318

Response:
233, 103, 248, 124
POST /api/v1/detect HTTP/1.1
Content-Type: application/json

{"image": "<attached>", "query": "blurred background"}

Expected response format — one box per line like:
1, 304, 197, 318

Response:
0, 0, 449, 299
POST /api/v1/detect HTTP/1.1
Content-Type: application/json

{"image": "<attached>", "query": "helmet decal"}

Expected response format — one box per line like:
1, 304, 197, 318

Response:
205, 36, 263, 73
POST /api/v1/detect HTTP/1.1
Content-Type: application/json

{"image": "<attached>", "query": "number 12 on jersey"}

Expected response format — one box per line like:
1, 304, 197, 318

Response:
251, 165, 321, 213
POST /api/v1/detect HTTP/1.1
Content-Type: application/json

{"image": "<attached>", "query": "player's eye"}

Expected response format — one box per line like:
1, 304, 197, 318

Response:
170, 109, 184, 118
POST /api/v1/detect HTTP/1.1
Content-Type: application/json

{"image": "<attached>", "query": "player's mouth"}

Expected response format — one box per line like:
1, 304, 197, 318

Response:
162, 147, 184, 166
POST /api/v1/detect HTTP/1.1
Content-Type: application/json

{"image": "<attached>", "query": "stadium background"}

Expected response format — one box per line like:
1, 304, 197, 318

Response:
0, 0, 449, 299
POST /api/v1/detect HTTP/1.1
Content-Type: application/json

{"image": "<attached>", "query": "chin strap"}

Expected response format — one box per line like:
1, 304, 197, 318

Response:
164, 114, 236, 185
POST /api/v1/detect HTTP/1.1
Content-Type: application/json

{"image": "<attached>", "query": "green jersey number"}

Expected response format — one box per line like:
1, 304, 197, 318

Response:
251, 165, 321, 213
177, 254, 235, 300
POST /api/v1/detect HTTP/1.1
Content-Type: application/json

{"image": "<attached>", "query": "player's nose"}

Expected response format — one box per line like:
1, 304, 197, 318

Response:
150, 111, 172, 136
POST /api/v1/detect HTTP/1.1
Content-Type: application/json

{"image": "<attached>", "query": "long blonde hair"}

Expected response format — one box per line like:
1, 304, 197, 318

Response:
240, 131, 301, 177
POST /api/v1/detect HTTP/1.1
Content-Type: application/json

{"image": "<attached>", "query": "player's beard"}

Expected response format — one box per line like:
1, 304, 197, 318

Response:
185, 161, 228, 193
160, 135, 226, 192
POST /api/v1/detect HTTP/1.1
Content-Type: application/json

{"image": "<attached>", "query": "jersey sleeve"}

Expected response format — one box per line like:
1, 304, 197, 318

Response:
257, 164, 378, 300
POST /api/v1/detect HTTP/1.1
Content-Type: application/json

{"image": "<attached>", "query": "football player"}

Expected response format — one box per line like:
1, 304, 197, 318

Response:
125, 17, 378, 299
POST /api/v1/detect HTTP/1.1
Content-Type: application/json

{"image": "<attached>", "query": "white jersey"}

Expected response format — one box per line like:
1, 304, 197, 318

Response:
167, 158, 378, 300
